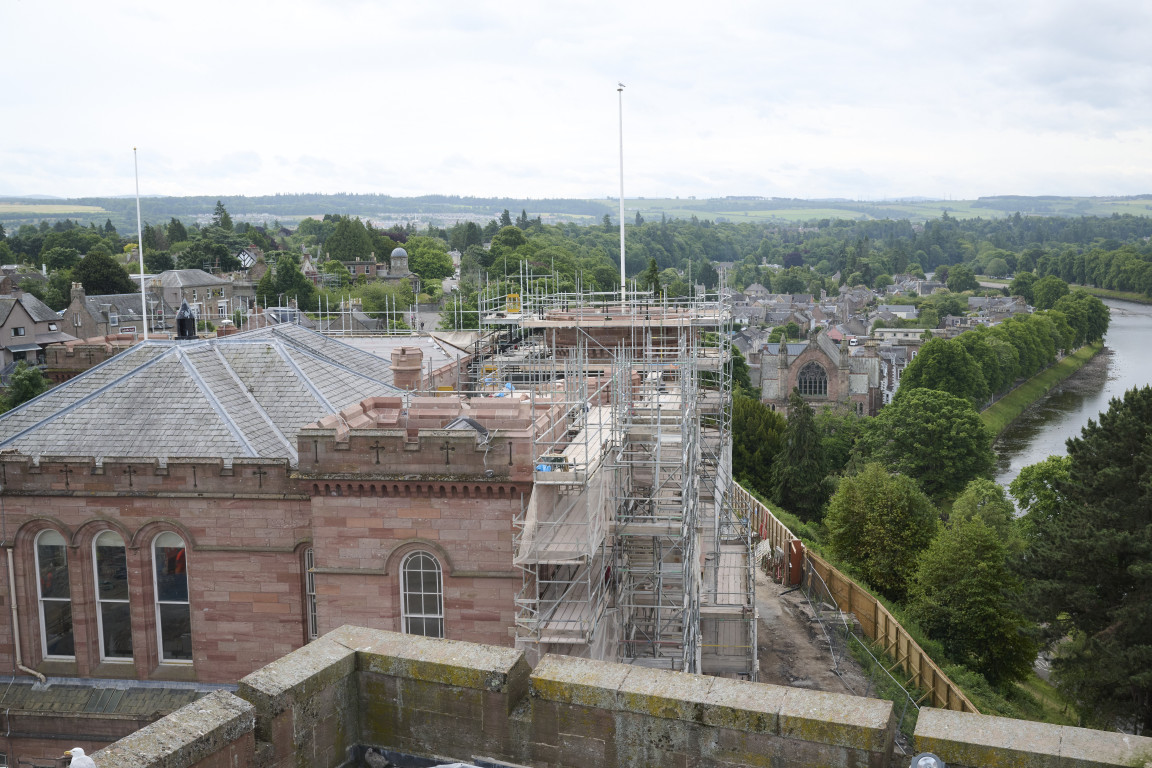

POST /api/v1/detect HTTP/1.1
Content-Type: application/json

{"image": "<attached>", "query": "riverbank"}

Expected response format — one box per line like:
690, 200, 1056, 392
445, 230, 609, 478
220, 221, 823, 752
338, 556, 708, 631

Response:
981, 342, 1104, 438
1073, 285, 1152, 305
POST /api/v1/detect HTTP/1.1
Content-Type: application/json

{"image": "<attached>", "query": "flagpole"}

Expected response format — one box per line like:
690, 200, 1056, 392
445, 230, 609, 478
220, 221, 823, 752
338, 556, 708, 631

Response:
617, 83, 626, 309
134, 148, 148, 340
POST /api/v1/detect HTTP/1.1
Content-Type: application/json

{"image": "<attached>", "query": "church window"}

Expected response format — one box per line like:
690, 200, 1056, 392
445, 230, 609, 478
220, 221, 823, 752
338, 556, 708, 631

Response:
797, 362, 828, 397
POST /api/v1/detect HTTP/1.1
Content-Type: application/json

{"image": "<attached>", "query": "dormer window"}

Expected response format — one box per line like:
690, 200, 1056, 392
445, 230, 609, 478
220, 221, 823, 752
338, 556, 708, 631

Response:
47, 323, 57, 331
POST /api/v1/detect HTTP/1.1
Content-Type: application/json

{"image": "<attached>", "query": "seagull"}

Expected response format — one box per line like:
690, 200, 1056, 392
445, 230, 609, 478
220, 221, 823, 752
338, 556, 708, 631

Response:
363, 747, 394, 768
64, 748, 96, 768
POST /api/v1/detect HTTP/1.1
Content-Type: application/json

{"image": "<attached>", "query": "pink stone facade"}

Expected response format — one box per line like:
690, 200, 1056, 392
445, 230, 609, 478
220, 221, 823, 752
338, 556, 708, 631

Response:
0, 395, 559, 692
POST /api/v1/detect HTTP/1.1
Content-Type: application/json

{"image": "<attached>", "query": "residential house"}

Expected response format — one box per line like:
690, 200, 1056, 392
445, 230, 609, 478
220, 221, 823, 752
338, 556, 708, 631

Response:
0, 290, 76, 368
62, 283, 177, 339
149, 269, 238, 322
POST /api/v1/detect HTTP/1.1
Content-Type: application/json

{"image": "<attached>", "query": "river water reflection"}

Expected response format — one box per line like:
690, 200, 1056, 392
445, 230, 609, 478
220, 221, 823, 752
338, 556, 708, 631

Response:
994, 299, 1152, 489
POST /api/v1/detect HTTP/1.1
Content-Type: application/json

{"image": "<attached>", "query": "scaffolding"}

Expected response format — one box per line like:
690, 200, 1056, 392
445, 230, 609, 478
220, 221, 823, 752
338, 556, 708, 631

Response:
488, 279, 755, 679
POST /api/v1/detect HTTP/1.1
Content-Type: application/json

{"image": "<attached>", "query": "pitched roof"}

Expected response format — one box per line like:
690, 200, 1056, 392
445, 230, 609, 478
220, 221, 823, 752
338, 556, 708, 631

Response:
153, 269, 230, 288
0, 325, 402, 466
0, 293, 60, 325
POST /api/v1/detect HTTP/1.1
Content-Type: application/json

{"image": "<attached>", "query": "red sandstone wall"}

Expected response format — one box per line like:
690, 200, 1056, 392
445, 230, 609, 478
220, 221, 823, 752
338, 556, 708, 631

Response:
310, 485, 521, 647
0, 459, 312, 685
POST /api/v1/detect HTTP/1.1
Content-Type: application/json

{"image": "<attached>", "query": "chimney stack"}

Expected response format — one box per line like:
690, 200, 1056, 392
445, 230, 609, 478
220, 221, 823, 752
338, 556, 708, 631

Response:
390, 346, 423, 390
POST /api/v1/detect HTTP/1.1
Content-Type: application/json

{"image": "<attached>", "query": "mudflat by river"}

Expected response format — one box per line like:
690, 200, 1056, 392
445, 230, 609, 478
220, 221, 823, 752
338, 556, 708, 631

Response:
994, 299, 1152, 488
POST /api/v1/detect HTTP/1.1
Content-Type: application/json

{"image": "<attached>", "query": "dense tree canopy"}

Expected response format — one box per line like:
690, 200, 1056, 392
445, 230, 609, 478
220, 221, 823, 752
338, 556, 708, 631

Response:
0, 362, 51, 412
896, 337, 989, 406
72, 251, 135, 295
1016, 387, 1152, 732
769, 390, 828, 521
908, 516, 1037, 687
854, 388, 993, 499
825, 463, 937, 601
732, 395, 786, 499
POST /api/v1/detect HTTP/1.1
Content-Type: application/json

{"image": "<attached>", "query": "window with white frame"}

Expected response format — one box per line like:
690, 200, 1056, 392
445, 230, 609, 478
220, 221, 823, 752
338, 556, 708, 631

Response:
304, 548, 318, 640
153, 532, 191, 662
400, 551, 443, 638
35, 530, 74, 658
94, 531, 132, 660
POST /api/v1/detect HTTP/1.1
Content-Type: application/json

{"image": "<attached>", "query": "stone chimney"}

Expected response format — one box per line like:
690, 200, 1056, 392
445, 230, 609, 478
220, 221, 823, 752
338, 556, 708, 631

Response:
390, 346, 423, 390
71, 282, 86, 304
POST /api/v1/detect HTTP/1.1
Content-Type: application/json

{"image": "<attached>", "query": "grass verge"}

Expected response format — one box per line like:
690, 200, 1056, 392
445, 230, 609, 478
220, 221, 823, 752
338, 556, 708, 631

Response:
1073, 285, 1152, 305
980, 343, 1103, 437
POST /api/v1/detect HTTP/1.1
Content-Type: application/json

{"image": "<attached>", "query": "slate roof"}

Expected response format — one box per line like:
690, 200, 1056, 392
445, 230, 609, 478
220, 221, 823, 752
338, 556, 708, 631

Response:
79, 292, 177, 322
0, 324, 402, 465
0, 293, 60, 324
153, 269, 230, 288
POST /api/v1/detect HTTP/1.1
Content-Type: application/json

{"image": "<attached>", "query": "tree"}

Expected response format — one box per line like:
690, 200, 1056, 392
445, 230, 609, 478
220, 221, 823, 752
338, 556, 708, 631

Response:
72, 251, 135, 295
0, 362, 51, 412
1052, 290, 1109, 346
144, 251, 175, 273
986, 257, 1010, 278
1016, 387, 1152, 731
949, 477, 1019, 550
732, 395, 786, 499
769, 390, 828, 521
212, 201, 233, 231
946, 264, 978, 292
895, 337, 989, 407
167, 218, 188, 244
1032, 274, 1069, 310
642, 257, 660, 297
42, 246, 81, 272
406, 237, 454, 282
907, 517, 1037, 686
1009, 271, 1036, 304
256, 253, 316, 309
321, 259, 352, 288
825, 463, 937, 601
323, 216, 373, 262
854, 388, 993, 499
815, 407, 863, 476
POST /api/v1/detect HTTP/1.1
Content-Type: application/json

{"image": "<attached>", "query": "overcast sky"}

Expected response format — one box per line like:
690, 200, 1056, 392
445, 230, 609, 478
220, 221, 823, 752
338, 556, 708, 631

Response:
4, 1, 1151, 201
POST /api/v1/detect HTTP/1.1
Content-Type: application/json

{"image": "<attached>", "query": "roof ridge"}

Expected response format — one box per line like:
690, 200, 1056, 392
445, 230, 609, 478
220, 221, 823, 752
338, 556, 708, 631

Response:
174, 346, 259, 457
209, 346, 298, 463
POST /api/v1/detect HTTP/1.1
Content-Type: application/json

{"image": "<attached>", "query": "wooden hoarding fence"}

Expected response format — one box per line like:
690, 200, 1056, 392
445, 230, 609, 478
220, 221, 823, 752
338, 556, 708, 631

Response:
732, 482, 978, 714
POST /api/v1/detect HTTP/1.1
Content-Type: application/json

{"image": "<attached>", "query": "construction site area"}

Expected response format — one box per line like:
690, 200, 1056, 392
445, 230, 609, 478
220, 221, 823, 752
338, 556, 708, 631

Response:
475, 281, 756, 678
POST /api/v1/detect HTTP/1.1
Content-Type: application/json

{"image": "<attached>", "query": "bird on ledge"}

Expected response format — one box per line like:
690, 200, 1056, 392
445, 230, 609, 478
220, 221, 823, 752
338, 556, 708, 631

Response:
64, 748, 96, 768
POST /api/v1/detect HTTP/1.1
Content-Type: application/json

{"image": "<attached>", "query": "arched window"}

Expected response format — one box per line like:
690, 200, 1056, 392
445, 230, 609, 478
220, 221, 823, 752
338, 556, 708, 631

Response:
304, 548, 318, 641
94, 531, 132, 660
153, 533, 191, 662
400, 551, 443, 638
35, 530, 73, 658
797, 362, 828, 397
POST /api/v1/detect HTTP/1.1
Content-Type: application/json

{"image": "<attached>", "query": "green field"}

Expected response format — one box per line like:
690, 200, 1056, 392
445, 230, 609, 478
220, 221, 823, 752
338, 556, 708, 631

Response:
0, 203, 107, 215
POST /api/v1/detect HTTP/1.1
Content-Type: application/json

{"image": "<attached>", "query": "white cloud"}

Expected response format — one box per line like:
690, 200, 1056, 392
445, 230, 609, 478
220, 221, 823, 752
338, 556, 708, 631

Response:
2, 0, 1150, 199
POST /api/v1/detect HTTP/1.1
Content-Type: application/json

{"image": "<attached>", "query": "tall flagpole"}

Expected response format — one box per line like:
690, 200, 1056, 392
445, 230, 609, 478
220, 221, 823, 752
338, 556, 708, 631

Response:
134, 148, 148, 340
618, 83, 626, 309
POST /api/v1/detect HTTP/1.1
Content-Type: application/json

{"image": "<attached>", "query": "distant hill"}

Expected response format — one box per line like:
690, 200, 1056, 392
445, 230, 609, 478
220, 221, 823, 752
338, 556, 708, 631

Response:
2, 193, 1151, 232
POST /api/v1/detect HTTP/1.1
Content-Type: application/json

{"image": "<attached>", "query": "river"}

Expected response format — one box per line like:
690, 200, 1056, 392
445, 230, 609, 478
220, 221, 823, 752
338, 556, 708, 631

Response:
993, 299, 1152, 489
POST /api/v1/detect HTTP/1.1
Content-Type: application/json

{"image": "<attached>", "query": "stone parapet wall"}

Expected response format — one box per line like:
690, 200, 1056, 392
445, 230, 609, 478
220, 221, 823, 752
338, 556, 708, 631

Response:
93, 625, 901, 768
914, 708, 1152, 768
93, 690, 255, 768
